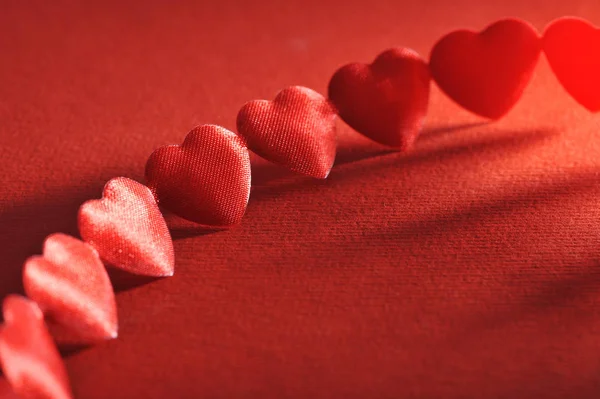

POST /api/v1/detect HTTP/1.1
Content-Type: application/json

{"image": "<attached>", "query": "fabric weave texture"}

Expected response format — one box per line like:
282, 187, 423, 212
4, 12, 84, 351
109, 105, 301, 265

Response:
1, 1, 600, 398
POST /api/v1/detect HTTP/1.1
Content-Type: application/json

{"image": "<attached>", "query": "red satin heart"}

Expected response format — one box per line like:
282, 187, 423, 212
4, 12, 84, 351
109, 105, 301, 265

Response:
429, 18, 541, 119
236, 86, 337, 179
78, 177, 175, 277
0, 295, 73, 399
23, 233, 118, 344
543, 17, 600, 112
145, 124, 251, 227
328, 47, 430, 149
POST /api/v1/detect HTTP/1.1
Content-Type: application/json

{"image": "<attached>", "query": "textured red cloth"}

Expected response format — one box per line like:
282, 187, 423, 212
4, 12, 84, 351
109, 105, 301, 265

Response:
2, 1, 600, 398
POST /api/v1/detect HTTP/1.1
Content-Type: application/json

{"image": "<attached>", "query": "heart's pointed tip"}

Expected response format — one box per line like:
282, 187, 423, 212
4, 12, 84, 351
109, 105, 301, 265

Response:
138, 268, 174, 278
304, 165, 332, 179
158, 268, 175, 278
173, 212, 242, 230
303, 160, 335, 179
300, 169, 330, 180
149, 255, 176, 278
208, 219, 241, 230
319, 168, 332, 179
145, 257, 176, 277
104, 325, 118, 340
467, 106, 508, 121
60, 317, 119, 344
108, 260, 173, 278
482, 113, 505, 121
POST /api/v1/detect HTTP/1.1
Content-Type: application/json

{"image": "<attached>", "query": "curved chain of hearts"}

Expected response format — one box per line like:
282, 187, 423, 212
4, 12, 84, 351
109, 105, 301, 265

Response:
1, 16, 598, 399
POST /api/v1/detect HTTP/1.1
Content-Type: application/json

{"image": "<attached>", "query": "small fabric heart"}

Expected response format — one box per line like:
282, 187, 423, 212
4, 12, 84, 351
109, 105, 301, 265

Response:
543, 17, 600, 111
328, 47, 430, 149
429, 18, 541, 119
23, 233, 118, 344
236, 86, 337, 179
145, 124, 251, 227
79, 177, 175, 277
0, 295, 73, 399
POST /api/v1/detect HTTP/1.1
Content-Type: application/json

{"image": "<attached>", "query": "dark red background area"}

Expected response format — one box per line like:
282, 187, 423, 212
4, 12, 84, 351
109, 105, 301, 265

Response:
2, 0, 600, 398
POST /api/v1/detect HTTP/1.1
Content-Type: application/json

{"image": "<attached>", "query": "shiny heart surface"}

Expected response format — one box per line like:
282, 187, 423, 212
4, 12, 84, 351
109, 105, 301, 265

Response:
236, 86, 337, 179
543, 17, 600, 112
145, 124, 251, 227
429, 18, 541, 119
79, 177, 175, 277
0, 378, 19, 399
23, 234, 118, 344
0, 295, 73, 399
328, 47, 430, 149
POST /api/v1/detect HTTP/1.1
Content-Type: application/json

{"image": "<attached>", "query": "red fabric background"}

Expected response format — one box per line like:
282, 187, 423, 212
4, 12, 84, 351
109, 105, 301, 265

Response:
2, 0, 600, 398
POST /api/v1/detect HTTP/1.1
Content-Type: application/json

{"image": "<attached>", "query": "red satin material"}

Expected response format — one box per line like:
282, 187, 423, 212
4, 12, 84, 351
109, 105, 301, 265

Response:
79, 177, 175, 277
145, 124, 251, 227
1, 8, 599, 398
236, 86, 337, 179
23, 234, 117, 344
429, 18, 541, 119
328, 48, 431, 149
0, 378, 20, 399
0, 296, 73, 399
543, 17, 600, 112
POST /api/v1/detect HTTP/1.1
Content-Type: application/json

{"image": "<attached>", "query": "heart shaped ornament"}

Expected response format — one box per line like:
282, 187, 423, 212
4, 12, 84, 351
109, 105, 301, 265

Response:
23, 233, 118, 344
146, 124, 251, 227
0, 295, 73, 399
543, 17, 600, 111
79, 177, 175, 277
328, 47, 431, 149
236, 86, 337, 179
429, 18, 542, 119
